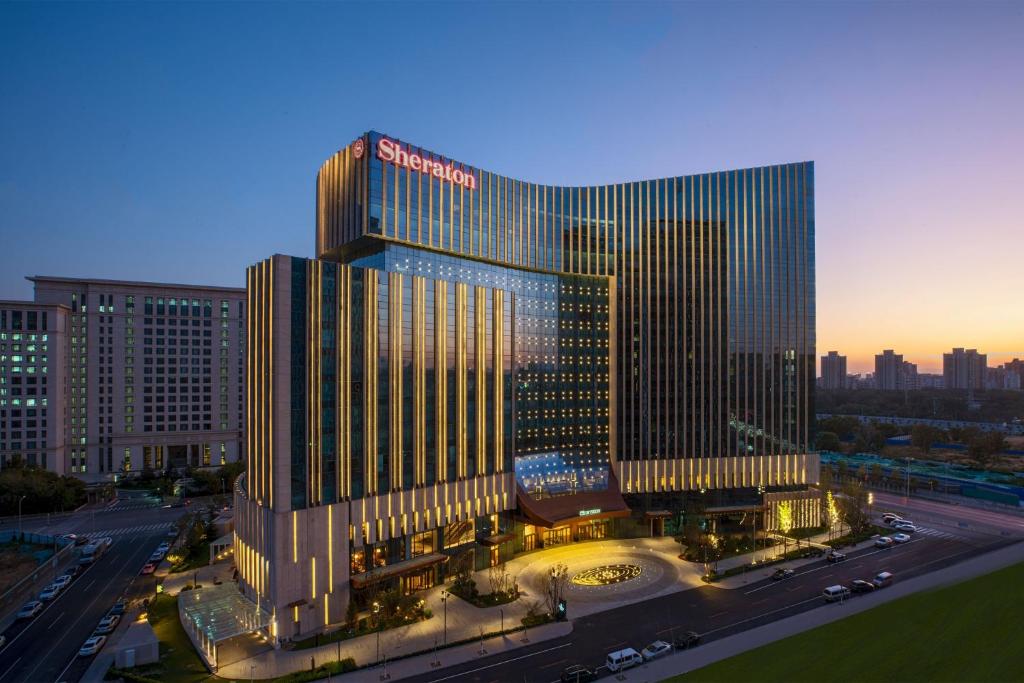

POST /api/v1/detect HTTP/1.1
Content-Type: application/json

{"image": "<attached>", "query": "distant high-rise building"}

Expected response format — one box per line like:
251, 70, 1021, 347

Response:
0, 301, 70, 472
902, 361, 919, 390
874, 350, 905, 390
820, 351, 847, 390
1001, 359, 1024, 391
943, 348, 987, 390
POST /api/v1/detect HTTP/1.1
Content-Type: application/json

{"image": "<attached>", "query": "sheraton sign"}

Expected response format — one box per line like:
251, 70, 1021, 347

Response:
376, 137, 477, 191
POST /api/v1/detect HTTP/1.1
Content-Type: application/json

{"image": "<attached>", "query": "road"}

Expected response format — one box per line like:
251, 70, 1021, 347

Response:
0, 494, 186, 683
403, 496, 1021, 683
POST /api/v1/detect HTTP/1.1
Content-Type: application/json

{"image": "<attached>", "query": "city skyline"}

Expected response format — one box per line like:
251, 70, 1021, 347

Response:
2, 2, 1022, 375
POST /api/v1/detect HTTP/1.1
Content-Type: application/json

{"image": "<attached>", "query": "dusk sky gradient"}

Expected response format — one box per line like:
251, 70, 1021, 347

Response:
1, 1, 1021, 374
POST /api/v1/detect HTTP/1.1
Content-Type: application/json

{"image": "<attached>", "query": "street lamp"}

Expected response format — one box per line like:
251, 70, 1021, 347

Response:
441, 590, 449, 646
905, 457, 913, 501
17, 495, 27, 535
373, 601, 381, 665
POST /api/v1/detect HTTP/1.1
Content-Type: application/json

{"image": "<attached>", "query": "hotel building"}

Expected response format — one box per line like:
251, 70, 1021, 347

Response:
0, 301, 70, 473
18, 277, 247, 480
234, 132, 818, 639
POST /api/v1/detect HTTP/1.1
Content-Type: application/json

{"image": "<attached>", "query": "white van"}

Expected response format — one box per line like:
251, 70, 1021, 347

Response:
823, 585, 851, 602
606, 647, 643, 672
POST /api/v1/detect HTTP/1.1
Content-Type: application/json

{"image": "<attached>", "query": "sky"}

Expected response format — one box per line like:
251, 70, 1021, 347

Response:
1, 1, 1021, 375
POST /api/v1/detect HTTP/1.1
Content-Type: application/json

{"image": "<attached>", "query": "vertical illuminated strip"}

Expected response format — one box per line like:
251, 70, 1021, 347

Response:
268, 258, 274, 509
292, 510, 297, 562
475, 286, 486, 474
413, 277, 426, 486
493, 289, 503, 473
311, 556, 316, 600
435, 280, 447, 483
328, 505, 333, 590
455, 282, 467, 479
391, 272, 403, 491
370, 272, 382, 497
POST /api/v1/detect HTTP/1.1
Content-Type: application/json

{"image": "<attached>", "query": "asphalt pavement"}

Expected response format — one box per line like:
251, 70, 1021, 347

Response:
0, 498, 187, 683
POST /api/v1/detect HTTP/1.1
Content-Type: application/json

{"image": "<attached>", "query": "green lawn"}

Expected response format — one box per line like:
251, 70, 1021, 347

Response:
111, 594, 211, 683
669, 561, 1024, 683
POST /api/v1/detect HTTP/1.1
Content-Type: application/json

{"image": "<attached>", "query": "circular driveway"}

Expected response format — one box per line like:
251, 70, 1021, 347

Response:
506, 538, 696, 614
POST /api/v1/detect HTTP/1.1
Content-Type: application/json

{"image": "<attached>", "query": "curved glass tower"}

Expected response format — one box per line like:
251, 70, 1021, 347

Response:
233, 131, 818, 642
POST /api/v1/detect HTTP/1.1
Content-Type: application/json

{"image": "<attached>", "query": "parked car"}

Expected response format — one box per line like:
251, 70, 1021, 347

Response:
560, 665, 597, 682
16, 601, 43, 620
641, 640, 672, 661
94, 614, 120, 635
53, 574, 73, 590
885, 516, 906, 526
882, 512, 902, 523
875, 537, 895, 549
826, 551, 847, 563
100, 536, 113, 548
673, 631, 702, 649
166, 528, 179, 538
606, 648, 644, 672
78, 635, 107, 657
149, 551, 165, 563
873, 571, 895, 588
64, 564, 82, 578
157, 541, 171, 552
771, 568, 795, 581
39, 584, 62, 601
850, 579, 876, 594
823, 585, 851, 602
893, 533, 911, 544
141, 563, 156, 575
109, 599, 127, 616
893, 522, 918, 533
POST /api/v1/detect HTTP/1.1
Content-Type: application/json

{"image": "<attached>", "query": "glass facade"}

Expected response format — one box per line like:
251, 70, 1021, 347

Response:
317, 132, 814, 495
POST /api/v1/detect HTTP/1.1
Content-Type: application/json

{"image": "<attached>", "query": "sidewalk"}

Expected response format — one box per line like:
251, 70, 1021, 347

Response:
613, 539, 1024, 682
217, 571, 551, 679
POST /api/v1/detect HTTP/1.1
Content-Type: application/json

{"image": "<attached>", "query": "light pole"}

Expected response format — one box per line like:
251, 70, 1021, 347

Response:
905, 457, 912, 501
499, 607, 504, 634
441, 590, 449, 646
18, 495, 27, 536
373, 601, 381, 665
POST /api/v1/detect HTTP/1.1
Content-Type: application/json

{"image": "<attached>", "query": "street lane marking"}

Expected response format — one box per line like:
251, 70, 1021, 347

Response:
27, 534, 155, 683
45, 611, 64, 630
0, 658, 21, 682
422, 642, 573, 683
743, 538, 926, 595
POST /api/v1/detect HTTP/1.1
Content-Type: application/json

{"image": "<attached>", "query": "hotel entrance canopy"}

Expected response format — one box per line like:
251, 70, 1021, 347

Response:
179, 582, 273, 654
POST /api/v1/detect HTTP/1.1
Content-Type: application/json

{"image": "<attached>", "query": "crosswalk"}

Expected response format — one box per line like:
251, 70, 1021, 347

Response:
82, 522, 174, 539
105, 500, 162, 512
914, 526, 962, 541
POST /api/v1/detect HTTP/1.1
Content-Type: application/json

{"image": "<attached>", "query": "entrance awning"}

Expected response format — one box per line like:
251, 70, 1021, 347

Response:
515, 471, 630, 529
350, 553, 448, 590
705, 504, 761, 514
644, 510, 673, 519
479, 533, 515, 546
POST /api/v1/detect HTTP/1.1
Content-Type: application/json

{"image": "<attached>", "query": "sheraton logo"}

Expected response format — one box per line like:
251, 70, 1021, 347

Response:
377, 137, 477, 191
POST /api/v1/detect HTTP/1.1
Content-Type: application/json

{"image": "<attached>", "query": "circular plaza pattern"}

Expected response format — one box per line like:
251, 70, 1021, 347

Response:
571, 564, 643, 586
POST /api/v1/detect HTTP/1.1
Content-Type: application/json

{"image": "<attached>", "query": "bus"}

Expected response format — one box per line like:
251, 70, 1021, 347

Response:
79, 538, 111, 565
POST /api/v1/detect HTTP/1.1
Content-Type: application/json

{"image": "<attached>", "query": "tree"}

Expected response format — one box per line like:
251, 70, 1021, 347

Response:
839, 480, 870, 533
776, 501, 793, 558
968, 432, 1007, 469
910, 424, 943, 454
824, 490, 841, 541
869, 463, 883, 484
816, 431, 841, 452
543, 563, 570, 618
